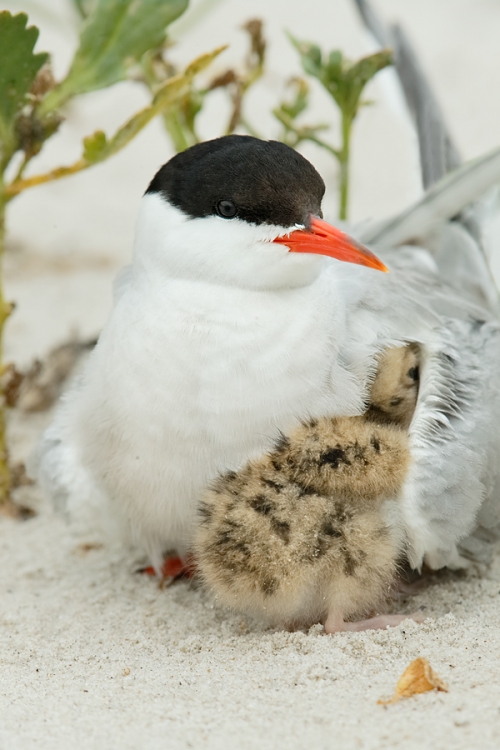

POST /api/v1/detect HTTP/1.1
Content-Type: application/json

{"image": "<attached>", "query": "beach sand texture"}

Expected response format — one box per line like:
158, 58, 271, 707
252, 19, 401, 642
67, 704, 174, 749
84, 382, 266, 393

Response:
2, 1, 500, 747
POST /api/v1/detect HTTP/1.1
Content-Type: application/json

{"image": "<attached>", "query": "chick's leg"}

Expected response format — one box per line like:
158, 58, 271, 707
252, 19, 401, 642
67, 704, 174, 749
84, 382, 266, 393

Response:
324, 611, 425, 634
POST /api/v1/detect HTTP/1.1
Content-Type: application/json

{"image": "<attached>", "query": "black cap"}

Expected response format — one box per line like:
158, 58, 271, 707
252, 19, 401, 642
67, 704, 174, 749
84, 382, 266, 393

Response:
146, 135, 325, 228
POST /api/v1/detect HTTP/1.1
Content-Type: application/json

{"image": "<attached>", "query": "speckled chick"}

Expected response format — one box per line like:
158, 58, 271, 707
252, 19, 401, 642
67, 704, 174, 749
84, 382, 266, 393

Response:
194, 345, 420, 633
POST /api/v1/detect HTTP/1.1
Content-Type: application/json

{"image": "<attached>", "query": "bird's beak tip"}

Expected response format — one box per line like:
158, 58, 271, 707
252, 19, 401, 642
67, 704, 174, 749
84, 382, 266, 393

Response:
273, 217, 389, 273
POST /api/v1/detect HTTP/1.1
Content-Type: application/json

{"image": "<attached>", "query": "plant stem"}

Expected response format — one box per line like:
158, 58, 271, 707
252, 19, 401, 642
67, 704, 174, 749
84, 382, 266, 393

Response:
306, 134, 340, 159
338, 112, 352, 221
5, 159, 88, 198
162, 109, 191, 152
37, 82, 73, 118
0, 185, 12, 507
141, 53, 194, 152
11, 152, 32, 184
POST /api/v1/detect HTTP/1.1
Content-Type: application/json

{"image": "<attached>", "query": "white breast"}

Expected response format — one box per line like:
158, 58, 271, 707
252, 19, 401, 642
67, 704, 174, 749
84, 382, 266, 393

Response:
66, 266, 368, 564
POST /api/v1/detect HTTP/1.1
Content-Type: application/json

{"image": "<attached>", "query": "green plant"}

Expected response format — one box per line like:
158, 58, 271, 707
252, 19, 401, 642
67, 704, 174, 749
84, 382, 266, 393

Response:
276, 38, 392, 220
140, 17, 266, 152
273, 77, 334, 157
0, 1, 227, 509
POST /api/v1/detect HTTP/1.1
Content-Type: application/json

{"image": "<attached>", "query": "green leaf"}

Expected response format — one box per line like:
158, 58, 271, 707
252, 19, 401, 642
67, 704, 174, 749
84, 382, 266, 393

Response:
70, 0, 95, 18
345, 49, 393, 90
338, 49, 392, 119
41, 0, 189, 113
0, 12, 48, 160
82, 129, 107, 162
326, 50, 342, 80
292, 37, 392, 121
288, 34, 322, 76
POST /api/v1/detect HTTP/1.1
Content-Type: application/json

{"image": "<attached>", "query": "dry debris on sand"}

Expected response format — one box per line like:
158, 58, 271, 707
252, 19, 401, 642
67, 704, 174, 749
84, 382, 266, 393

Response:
378, 657, 448, 704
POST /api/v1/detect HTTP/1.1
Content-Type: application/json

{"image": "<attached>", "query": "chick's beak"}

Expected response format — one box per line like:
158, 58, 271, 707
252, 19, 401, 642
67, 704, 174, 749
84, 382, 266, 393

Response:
273, 216, 388, 272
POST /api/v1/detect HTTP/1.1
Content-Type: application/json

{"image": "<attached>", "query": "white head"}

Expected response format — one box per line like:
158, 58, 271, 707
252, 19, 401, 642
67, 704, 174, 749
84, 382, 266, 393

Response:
133, 136, 386, 291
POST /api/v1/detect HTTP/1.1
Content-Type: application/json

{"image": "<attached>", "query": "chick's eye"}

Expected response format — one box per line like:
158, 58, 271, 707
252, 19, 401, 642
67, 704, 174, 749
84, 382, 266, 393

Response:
216, 199, 237, 219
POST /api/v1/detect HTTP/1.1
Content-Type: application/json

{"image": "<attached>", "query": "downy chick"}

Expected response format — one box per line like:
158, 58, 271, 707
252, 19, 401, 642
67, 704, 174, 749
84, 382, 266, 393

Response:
194, 345, 421, 633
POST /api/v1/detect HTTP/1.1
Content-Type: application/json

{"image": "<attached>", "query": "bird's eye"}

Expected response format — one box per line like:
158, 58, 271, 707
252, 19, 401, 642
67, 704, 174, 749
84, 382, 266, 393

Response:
216, 199, 237, 219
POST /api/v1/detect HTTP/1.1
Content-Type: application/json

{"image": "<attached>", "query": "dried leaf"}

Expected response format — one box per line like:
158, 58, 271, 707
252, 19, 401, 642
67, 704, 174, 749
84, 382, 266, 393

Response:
11, 462, 34, 490
1, 363, 24, 407
30, 64, 56, 99
242, 19, 265, 67
209, 70, 238, 90
74, 542, 104, 556
379, 657, 448, 705
17, 336, 96, 412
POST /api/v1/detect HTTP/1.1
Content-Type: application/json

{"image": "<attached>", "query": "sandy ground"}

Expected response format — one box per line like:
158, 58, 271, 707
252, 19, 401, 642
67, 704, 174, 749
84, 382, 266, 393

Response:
2, 0, 500, 748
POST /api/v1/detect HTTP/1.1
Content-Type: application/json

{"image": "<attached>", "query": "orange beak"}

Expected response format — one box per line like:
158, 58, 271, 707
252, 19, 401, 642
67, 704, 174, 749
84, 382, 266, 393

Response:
273, 216, 388, 273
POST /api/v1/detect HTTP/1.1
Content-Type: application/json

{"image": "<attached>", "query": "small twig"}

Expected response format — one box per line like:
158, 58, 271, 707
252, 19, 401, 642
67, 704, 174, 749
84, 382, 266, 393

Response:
273, 108, 339, 157
5, 159, 88, 199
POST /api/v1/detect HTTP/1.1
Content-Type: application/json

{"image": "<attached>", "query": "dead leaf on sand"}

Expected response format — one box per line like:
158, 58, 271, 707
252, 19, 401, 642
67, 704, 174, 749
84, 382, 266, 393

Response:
379, 657, 448, 705
74, 542, 104, 556
17, 336, 97, 412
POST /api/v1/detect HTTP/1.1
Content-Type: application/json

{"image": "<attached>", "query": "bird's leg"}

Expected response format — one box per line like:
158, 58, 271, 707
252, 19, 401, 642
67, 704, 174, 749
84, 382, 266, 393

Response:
324, 611, 425, 634
390, 577, 430, 600
389, 561, 444, 600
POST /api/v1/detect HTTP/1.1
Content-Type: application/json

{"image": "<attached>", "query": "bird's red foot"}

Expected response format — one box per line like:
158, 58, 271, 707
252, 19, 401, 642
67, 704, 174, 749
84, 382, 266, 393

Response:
140, 553, 196, 581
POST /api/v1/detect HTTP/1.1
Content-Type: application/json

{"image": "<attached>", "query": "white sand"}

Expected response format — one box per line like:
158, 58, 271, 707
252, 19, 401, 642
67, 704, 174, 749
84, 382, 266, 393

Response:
2, 1, 500, 747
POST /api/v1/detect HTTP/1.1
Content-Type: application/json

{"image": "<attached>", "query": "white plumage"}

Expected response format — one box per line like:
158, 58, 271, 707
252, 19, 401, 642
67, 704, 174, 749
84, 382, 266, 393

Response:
39, 197, 387, 567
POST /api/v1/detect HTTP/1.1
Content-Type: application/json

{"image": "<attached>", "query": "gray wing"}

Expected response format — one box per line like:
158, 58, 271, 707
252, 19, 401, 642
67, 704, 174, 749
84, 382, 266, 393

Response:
348, 243, 500, 571
353, 0, 500, 568
402, 319, 500, 569
361, 151, 500, 315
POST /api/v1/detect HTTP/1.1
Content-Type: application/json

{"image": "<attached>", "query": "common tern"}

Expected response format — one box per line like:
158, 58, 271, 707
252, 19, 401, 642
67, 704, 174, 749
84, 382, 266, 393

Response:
37, 21, 500, 576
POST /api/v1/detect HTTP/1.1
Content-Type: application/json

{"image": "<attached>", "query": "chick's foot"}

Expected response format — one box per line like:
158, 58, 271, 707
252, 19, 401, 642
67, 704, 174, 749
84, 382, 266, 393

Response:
324, 611, 425, 634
